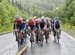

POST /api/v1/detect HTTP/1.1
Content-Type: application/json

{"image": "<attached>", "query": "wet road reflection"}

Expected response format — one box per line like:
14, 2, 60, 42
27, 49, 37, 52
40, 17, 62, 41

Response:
23, 32, 75, 55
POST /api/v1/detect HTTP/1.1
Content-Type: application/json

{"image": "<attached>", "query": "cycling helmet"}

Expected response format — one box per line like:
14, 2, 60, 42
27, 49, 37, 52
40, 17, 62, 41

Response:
14, 15, 20, 19
23, 18, 26, 21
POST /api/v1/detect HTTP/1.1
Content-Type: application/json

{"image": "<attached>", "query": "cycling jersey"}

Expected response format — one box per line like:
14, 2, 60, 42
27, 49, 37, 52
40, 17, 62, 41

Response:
35, 19, 41, 30
40, 19, 45, 30
14, 19, 22, 25
27, 20, 35, 30
55, 20, 60, 29
22, 22, 27, 31
14, 19, 23, 30
35, 19, 41, 24
28, 20, 35, 26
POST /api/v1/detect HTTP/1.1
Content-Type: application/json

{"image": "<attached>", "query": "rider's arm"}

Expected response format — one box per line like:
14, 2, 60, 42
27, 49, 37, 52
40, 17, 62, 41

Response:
54, 22, 56, 30
13, 20, 17, 30
13, 24, 15, 30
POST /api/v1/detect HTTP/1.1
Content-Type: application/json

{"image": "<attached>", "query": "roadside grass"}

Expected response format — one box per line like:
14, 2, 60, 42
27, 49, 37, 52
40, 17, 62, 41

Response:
0, 24, 13, 35
62, 23, 75, 38
62, 23, 75, 32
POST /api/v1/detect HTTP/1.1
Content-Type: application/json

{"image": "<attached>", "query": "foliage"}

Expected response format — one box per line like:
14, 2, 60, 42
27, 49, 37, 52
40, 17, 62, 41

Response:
0, 0, 28, 33
0, 0, 64, 33
54, 0, 75, 27
9, 0, 64, 17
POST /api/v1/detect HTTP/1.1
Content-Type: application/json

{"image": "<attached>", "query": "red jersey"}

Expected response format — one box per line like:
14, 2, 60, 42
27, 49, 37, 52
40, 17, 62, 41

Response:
28, 20, 35, 26
14, 19, 22, 25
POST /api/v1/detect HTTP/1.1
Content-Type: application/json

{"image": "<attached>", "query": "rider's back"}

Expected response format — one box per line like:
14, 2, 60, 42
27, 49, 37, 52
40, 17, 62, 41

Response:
41, 19, 45, 25
35, 18, 41, 24
55, 20, 60, 29
28, 20, 35, 26
55, 20, 60, 26
14, 19, 22, 25
40, 19, 45, 29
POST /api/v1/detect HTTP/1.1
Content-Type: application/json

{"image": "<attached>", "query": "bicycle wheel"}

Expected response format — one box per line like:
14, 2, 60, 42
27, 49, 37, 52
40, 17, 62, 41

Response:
30, 38, 32, 47
21, 38, 23, 45
41, 40, 43, 46
40, 32, 44, 47
45, 33, 48, 43
53, 31, 57, 42
15, 32, 18, 41
30, 31, 34, 47
23, 31, 27, 43
35, 30, 39, 43
57, 32, 60, 44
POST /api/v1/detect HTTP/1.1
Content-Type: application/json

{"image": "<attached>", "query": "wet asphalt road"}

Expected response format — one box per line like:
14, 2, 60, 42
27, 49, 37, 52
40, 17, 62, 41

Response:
22, 31, 75, 55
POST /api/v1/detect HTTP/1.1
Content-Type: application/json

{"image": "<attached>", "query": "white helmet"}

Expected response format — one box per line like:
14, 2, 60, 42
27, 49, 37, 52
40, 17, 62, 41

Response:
41, 16, 45, 19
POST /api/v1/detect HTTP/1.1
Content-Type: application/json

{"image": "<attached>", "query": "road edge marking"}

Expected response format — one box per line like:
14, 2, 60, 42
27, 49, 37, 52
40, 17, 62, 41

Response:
62, 31, 75, 41
17, 43, 29, 55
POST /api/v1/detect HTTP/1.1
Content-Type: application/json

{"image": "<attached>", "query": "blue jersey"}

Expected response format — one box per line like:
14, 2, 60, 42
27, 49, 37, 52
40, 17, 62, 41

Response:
22, 23, 27, 31
35, 23, 39, 30
35, 19, 41, 30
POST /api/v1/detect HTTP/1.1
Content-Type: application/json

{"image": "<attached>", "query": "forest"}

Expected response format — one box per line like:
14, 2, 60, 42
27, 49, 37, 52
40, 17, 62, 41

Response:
0, 0, 75, 33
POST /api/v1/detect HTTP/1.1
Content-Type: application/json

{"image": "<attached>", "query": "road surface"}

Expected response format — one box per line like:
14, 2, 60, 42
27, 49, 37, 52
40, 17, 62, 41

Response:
0, 32, 28, 55
0, 31, 75, 55
0, 33, 18, 55
23, 31, 75, 55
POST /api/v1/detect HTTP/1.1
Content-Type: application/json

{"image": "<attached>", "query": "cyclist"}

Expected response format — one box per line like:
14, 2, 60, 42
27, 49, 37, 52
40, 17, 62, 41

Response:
53, 17, 61, 42
38, 17, 46, 46
27, 17, 35, 31
22, 19, 27, 32
44, 17, 51, 43
13, 16, 23, 41
21, 19, 27, 42
54, 17, 61, 34
27, 17, 35, 46
35, 18, 41, 43
13, 16, 23, 31
46, 17, 51, 29
40, 17, 46, 31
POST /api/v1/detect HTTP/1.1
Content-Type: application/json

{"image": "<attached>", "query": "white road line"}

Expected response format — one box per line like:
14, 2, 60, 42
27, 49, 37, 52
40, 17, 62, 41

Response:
62, 31, 75, 41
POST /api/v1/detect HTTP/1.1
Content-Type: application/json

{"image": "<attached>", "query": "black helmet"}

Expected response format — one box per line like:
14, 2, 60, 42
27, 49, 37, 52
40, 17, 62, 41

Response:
23, 19, 26, 21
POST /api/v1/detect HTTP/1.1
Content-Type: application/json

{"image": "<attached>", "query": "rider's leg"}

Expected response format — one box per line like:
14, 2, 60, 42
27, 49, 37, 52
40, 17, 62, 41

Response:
36, 30, 39, 43
53, 30, 56, 40
21, 38, 23, 45
23, 31, 26, 42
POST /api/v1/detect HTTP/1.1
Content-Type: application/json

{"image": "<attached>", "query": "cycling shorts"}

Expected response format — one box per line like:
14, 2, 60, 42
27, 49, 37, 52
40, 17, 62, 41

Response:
47, 24, 50, 28
40, 23, 45, 30
29, 25, 35, 31
17, 24, 22, 30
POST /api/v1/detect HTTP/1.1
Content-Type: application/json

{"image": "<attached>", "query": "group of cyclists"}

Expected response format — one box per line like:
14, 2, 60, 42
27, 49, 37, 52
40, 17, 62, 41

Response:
13, 16, 61, 47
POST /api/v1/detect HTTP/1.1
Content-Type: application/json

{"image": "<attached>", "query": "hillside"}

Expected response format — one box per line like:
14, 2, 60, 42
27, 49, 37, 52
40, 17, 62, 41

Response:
9, 0, 64, 11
